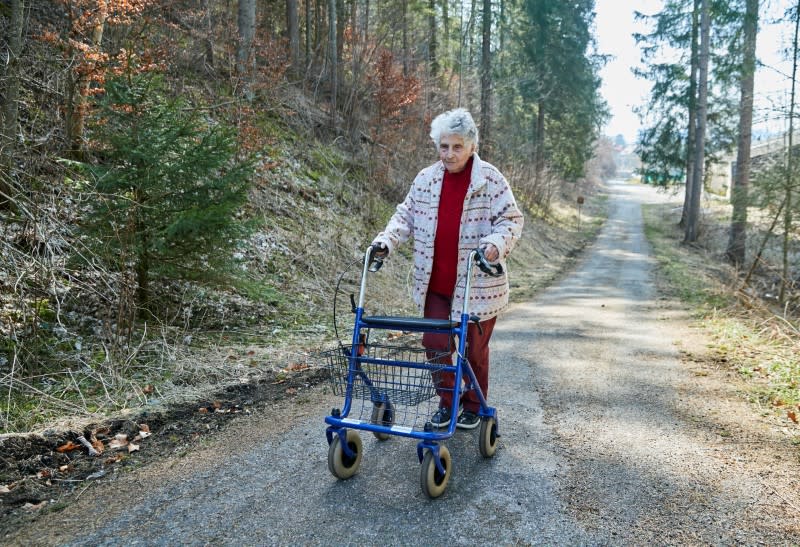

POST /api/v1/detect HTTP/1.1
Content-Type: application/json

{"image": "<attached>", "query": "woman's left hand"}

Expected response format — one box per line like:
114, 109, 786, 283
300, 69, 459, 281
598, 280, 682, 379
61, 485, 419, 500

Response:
481, 243, 499, 262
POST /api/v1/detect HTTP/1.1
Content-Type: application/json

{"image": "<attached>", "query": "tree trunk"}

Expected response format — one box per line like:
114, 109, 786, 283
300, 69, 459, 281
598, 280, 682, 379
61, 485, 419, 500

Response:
680, 0, 700, 229
305, 0, 312, 70
726, 0, 758, 267
480, 0, 492, 159
287, 0, 300, 76
0, 0, 24, 210
429, 0, 439, 79
535, 101, 546, 190
66, 0, 107, 159
237, 0, 256, 75
402, 0, 409, 77
684, 0, 709, 244
329, 0, 337, 130
780, 0, 800, 303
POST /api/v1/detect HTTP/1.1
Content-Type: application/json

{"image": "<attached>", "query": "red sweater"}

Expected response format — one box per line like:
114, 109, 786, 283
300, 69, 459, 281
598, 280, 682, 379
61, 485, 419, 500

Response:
428, 157, 473, 297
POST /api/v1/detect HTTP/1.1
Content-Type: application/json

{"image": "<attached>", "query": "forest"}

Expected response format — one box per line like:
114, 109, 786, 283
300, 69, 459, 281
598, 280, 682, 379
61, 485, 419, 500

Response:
1, 0, 799, 437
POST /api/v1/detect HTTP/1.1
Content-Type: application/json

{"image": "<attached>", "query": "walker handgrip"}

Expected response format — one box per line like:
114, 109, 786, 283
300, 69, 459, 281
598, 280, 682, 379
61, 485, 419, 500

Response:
367, 244, 386, 272
475, 248, 504, 277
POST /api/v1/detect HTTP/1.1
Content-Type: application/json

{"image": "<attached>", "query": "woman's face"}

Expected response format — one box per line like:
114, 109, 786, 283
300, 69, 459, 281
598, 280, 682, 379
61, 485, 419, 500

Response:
438, 134, 475, 174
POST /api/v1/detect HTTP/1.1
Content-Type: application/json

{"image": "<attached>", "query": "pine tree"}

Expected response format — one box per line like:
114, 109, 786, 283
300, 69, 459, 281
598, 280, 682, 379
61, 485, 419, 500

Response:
80, 76, 253, 308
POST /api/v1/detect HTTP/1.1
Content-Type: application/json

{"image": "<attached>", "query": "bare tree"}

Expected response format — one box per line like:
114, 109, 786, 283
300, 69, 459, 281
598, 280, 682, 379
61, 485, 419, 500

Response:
237, 0, 256, 75
1, 0, 25, 209
480, 0, 492, 158
65, 0, 107, 158
684, 0, 709, 243
329, 0, 337, 130
287, 0, 300, 76
726, 0, 758, 267
780, 0, 800, 303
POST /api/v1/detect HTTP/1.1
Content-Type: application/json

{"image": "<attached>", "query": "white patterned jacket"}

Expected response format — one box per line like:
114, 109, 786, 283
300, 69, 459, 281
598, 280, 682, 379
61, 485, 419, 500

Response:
372, 152, 524, 320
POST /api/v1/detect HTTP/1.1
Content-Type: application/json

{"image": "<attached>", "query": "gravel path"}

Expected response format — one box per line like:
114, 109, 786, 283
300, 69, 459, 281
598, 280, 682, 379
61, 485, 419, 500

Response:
8, 181, 800, 545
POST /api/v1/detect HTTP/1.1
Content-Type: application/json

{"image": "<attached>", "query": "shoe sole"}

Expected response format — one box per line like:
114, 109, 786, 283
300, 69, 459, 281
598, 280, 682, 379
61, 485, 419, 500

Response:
456, 417, 480, 430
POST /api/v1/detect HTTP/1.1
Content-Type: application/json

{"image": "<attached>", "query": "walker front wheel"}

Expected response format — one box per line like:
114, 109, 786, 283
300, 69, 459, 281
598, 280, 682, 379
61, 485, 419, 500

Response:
420, 445, 451, 498
478, 416, 498, 458
328, 430, 362, 479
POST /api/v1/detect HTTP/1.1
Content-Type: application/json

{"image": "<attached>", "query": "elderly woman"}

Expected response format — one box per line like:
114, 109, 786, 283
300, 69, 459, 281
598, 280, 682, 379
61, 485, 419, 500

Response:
371, 108, 524, 429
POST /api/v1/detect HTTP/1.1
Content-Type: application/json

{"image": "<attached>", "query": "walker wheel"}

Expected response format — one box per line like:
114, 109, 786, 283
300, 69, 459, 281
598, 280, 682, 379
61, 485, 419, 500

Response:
370, 402, 394, 441
478, 416, 498, 458
420, 445, 451, 498
328, 430, 362, 480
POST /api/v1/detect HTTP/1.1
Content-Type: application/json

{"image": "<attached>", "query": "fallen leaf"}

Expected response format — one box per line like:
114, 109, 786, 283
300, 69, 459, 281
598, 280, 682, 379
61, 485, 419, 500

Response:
198, 407, 208, 414
58, 465, 71, 473
212, 401, 222, 410
105, 454, 123, 464
36, 469, 51, 479
128, 442, 140, 453
23, 501, 47, 511
142, 384, 154, 394
90, 438, 105, 455
56, 441, 80, 453
286, 362, 309, 371
139, 423, 150, 433
137, 430, 151, 439
108, 434, 129, 450
285, 387, 297, 395
788, 410, 798, 424
0, 485, 10, 494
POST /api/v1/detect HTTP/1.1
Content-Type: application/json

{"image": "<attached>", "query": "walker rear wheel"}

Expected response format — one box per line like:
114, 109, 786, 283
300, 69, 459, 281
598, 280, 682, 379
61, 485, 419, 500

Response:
370, 402, 394, 441
328, 430, 362, 479
479, 416, 498, 458
420, 445, 451, 498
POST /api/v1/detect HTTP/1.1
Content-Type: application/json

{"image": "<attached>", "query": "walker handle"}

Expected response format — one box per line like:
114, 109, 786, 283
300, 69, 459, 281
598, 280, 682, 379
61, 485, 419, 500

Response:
367, 244, 386, 272
475, 248, 503, 277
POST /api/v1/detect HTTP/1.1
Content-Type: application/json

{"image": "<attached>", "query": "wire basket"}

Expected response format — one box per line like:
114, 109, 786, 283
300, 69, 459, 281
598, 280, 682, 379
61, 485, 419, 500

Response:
320, 342, 454, 405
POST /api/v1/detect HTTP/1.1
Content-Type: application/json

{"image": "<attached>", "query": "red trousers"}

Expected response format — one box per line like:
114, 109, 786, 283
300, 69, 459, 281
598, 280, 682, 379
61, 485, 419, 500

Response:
422, 291, 496, 413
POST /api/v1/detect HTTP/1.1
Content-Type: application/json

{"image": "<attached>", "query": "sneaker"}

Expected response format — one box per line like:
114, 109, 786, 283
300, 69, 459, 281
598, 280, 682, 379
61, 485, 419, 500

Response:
430, 407, 452, 428
456, 410, 480, 430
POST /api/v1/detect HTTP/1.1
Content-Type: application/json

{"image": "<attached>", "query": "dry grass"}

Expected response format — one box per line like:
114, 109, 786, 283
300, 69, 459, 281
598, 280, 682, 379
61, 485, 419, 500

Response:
642, 199, 800, 417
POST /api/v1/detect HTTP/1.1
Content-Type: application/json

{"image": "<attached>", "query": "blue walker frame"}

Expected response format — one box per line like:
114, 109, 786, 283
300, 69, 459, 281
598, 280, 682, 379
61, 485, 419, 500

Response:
325, 246, 500, 493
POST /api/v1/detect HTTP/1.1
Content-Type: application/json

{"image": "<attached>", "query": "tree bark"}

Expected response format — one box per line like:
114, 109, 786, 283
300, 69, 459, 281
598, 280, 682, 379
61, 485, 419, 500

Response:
329, 0, 337, 130
480, 0, 492, 159
0, 0, 25, 210
680, 0, 700, 229
236, 0, 256, 75
429, 0, 439, 79
66, 0, 107, 159
535, 100, 546, 190
305, 0, 312, 71
684, 0, 709, 243
726, 0, 758, 267
402, 0, 409, 77
780, 0, 800, 303
287, 0, 300, 76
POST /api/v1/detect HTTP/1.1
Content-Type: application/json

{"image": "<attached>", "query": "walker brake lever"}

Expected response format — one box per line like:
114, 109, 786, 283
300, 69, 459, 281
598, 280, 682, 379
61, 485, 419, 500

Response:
469, 315, 484, 336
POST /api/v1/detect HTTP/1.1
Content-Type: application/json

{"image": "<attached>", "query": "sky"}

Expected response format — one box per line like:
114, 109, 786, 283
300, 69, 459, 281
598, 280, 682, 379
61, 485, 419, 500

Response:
594, 0, 662, 144
594, 0, 795, 146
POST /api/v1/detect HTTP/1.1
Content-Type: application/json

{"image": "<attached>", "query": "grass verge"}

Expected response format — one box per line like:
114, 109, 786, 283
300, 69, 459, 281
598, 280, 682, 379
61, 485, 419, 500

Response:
643, 203, 800, 422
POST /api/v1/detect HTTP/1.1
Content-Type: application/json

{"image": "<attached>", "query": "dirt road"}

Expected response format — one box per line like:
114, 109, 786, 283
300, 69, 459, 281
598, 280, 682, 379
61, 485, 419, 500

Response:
8, 181, 800, 545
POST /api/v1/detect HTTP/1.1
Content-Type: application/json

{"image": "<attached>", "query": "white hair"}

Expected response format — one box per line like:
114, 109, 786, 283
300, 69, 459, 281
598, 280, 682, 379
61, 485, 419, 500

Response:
429, 108, 479, 149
